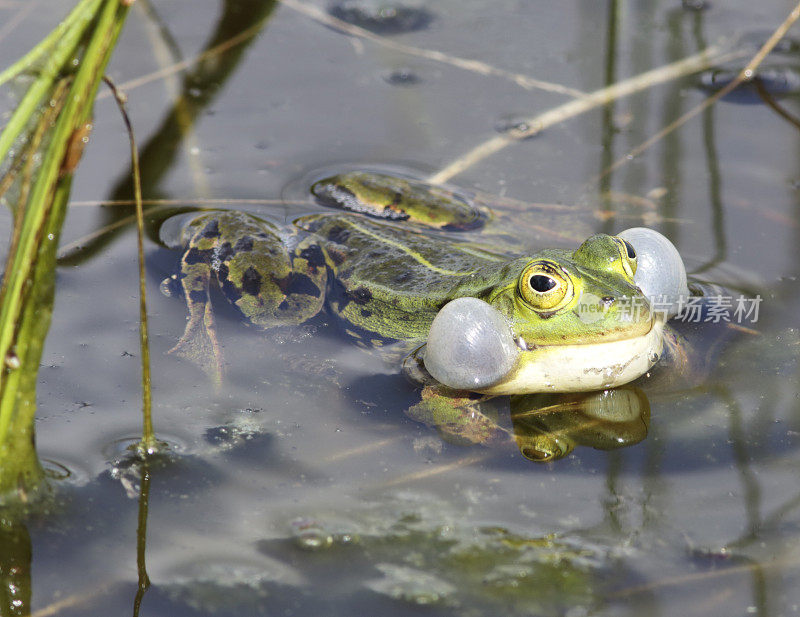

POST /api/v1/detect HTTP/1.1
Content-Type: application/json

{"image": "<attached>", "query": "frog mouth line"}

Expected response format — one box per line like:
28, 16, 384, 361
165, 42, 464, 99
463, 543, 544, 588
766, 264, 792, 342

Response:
514, 310, 658, 352
481, 320, 665, 395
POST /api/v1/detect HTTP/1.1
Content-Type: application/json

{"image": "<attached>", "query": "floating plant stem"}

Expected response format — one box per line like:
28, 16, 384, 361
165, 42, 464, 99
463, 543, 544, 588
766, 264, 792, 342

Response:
427, 44, 741, 185
0, 0, 131, 501
103, 77, 156, 454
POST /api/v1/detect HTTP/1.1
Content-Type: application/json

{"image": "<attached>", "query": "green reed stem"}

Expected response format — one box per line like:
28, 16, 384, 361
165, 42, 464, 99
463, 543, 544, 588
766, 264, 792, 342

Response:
0, 0, 104, 168
103, 77, 156, 453
0, 0, 131, 501
0, 0, 100, 89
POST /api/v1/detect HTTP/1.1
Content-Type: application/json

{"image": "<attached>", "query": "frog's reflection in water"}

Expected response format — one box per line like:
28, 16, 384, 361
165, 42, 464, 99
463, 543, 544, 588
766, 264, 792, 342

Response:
510, 388, 650, 462
407, 386, 650, 463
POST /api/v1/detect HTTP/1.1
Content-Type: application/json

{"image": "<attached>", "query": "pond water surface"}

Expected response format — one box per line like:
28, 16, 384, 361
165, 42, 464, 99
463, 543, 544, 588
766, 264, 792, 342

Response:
2, 0, 800, 615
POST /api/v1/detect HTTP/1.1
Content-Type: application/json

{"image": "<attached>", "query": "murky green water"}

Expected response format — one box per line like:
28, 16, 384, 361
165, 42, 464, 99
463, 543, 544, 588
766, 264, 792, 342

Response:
2, 0, 800, 615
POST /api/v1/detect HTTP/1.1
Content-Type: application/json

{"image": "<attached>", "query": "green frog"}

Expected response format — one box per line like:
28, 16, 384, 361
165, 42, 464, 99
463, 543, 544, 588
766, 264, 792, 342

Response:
161, 171, 665, 395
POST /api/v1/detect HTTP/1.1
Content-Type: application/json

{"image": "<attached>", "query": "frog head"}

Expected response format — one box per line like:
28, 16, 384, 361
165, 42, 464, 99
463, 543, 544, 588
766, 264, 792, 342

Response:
425, 233, 667, 394
495, 234, 650, 347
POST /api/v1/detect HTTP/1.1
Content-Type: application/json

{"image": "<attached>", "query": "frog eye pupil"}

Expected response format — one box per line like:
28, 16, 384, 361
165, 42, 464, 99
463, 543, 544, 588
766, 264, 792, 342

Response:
623, 240, 636, 260
529, 275, 557, 293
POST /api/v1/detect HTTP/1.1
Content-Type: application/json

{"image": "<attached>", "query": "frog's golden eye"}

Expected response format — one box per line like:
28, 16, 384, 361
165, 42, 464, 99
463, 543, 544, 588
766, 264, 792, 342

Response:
614, 237, 638, 279
519, 261, 573, 312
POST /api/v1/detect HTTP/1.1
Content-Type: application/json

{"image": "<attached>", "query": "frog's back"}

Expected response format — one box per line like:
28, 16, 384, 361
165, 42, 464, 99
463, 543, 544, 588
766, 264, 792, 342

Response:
296, 213, 510, 341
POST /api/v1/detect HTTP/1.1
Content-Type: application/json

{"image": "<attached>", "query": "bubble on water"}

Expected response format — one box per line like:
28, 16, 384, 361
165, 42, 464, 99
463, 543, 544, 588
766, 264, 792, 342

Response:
41, 457, 93, 486
160, 275, 180, 298
383, 68, 422, 86
102, 434, 186, 461
203, 421, 263, 452
328, 1, 433, 34
494, 115, 535, 137
291, 519, 334, 551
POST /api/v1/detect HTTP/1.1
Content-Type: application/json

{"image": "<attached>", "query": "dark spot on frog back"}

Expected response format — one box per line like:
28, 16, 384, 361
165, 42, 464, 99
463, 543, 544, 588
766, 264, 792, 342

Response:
328, 276, 356, 310
201, 219, 221, 239
233, 236, 254, 252
215, 241, 234, 262
348, 286, 373, 305
184, 247, 212, 265
219, 266, 242, 303
188, 289, 207, 304
241, 266, 262, 296
327, 246, 348, 266
326, 225, 351, 245
284, 273, 322, 298
299, 245, 326, 273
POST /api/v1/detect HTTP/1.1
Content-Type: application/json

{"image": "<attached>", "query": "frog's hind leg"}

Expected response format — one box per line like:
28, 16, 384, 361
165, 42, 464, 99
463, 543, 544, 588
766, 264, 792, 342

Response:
167, 211, 327, 384
168, 250, 225, 385
406, 385, 510, 447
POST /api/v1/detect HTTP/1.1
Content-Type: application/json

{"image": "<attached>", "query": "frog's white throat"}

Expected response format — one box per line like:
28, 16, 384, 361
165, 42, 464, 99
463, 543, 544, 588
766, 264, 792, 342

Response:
480, 319, 665, 395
